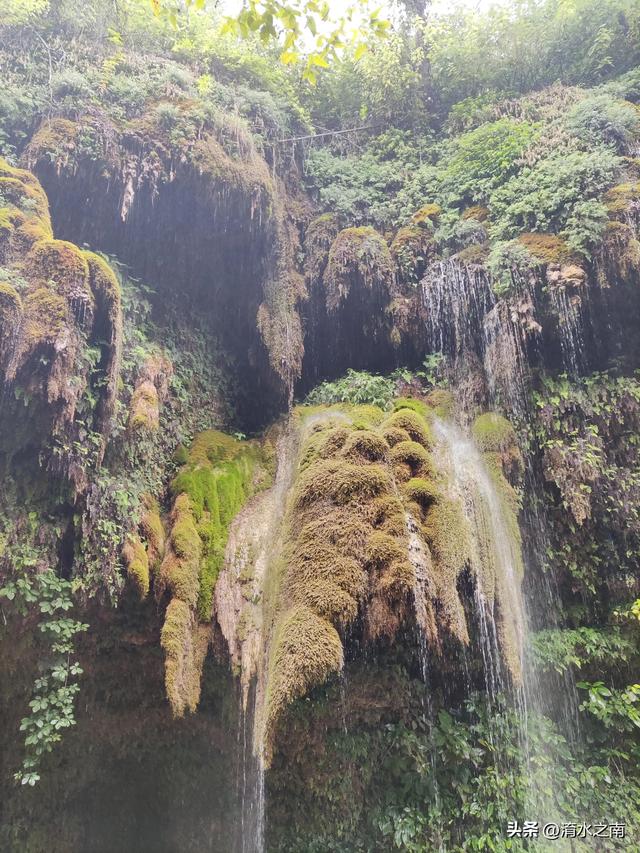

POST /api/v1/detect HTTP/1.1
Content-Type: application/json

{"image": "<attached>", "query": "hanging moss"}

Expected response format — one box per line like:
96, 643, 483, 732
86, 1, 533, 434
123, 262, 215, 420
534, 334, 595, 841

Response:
160, 599, 210, 717
472, 412, 524, 482
324, 226, 395, 312
0, 158, 122, 475
140, 495, 165, 574
159, 430, 271, 714
122, 534, 150, 599
264, 604, 343, 761
262, 406, 416, 761
304, 213, 341, 285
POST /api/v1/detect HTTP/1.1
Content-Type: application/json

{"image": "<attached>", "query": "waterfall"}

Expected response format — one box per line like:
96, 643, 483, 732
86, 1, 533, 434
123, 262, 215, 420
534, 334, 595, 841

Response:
432, 418, 526, 692
421, 260, 539, 416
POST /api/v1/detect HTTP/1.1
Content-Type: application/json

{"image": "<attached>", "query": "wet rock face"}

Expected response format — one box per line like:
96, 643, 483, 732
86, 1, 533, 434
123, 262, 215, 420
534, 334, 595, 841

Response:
23, 114, 303, 430
0, 158, 122, 483
0, 599, 242, 853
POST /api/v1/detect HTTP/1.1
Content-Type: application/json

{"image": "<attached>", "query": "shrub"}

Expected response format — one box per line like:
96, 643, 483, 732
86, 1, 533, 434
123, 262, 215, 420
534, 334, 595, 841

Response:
487, 240, 535, 296
565, 94, 640, 153
562, 198, 609, 259
489, 147, 621, 239
305, 370, 397, 410
436, 118, 540, 205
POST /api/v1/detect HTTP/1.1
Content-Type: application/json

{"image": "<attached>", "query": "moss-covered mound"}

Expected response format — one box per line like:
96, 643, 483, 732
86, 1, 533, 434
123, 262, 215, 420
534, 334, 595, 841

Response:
0, 158, 122, 481
260, 399, 526, 762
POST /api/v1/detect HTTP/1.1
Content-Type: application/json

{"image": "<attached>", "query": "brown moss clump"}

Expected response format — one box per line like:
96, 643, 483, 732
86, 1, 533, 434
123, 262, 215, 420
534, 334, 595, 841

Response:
390, 225, 434, 286
462, 205, 489, 222
517, 233, 570, 265
455, 244, 489, 265
381, 425, 411, 447
263, 407, 416, 760
390, 439, 432, 475
122, 534, 150, 599
128, 353, 173, 433
293, 458, 390, 509
129, 381, 160, 431
324, 226, 395, 312
411, 204, 442, 227
340, 429, 389, 462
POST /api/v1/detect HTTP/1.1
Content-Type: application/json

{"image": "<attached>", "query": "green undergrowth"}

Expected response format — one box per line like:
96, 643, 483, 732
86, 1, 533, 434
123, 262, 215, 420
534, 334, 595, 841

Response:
267, 666, 640, 852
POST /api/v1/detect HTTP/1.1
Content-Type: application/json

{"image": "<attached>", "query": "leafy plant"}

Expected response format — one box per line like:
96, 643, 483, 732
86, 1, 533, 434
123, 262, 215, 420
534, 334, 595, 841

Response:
0, 570, 88, 786
305, 369, 396, 409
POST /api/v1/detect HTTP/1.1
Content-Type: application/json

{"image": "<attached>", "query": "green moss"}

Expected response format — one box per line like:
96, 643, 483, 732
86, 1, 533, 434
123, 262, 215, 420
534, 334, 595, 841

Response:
26, 238, 90, 295
472, 412, 517, 453
140, 495, 165, 573
425, 389, 455, 419
162, 493, 202, 609
0, 281, 22, 313
264, 605, 343, 761
341, 429, 388, 462
604, 181, 640, 217
84, 251, 121, 307
390, 225, 434, 284
24, 289, 68, 342
421, 494, 472, 642
304, 213, 341, 284
160, 598, 209, 717
472, 412, 523, 481
129, 381, 159, 431
0, 175, 50, 223
403, 477, 439, 510
389, 440, 433, 479
381, 425, 410, 447
384, 408, 433, 448
293, 458, 390, 509
122, 534, 150, 599
168, 430, 268, 621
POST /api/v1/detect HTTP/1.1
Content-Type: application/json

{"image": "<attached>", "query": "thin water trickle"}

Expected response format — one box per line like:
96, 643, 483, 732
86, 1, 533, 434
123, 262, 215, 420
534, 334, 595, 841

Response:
238, 682, 266, 853
548, 284, 589, 377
